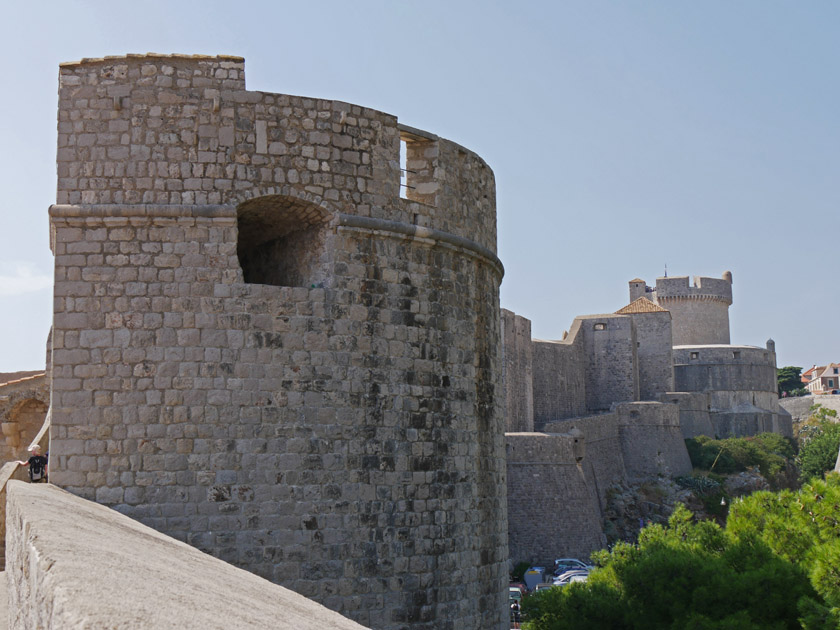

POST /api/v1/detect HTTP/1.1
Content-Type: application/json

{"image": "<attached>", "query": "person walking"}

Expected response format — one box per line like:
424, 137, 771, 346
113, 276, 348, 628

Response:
17, 444, 48, 483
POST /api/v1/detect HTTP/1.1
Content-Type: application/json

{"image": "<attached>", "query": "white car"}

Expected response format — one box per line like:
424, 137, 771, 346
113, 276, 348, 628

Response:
553, 569, 591, 586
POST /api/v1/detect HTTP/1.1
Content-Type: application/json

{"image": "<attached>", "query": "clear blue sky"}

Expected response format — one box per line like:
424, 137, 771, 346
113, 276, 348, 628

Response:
1, 1, 837, 372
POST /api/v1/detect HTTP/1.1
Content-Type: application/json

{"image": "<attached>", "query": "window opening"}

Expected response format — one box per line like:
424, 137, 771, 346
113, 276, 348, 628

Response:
236, 195, 332, 288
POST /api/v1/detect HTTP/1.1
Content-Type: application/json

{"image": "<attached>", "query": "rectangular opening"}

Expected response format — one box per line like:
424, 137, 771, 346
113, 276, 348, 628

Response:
732, 351, 741, 359
593, 323, 606, 331
399, 139, 409, 199
690, 352, 699, 360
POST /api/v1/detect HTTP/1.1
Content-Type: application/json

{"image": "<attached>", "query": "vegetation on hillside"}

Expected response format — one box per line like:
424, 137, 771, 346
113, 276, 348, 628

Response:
685, 432, 796, 489
522, 476, 840, 629
797, 405, 840, 483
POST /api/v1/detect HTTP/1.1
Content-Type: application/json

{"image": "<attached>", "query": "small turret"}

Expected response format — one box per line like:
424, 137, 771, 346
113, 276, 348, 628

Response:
629, 278, 647, 303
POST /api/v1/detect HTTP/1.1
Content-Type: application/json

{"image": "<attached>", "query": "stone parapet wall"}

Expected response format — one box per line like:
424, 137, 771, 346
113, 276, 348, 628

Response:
780, 395, 840, 423
505, 433, 605, 567
531, 327, 586, 430
51, 55, 506, 630
674, 346, 777, 395
57, 54, 496, 253
544, 413, 625, 507
656, 392, 715, 438
6, 481, 370, 630
613, 402, 692, 479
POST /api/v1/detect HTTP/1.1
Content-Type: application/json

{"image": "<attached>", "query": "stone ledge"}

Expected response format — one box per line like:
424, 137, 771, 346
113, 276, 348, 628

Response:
6, 482, 369, 630
60, 53, 244, 68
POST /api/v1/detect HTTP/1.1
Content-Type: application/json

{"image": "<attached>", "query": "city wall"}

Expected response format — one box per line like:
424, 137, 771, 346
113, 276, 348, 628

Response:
673, 345, 792, 438
779, 395, 840, 423
505, 432, 605, 567
50, 54, 506, 630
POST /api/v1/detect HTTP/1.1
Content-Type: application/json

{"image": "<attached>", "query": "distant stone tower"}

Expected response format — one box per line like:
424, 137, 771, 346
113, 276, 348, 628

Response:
630, 272, 733, 346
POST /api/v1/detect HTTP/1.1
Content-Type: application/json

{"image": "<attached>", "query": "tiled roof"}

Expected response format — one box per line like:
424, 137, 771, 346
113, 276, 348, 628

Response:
615, 298, 668, 314
629, 278, 645, 283
0, 371, 44, 387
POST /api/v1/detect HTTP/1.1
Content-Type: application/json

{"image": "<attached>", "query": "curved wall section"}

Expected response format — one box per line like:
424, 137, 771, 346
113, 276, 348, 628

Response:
50, 54, 506, 630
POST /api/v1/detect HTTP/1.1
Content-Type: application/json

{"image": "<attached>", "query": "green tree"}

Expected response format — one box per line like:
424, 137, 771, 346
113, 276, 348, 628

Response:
797, 406, 840, 482
778, 366, 807, 397
522, 505, 814, 630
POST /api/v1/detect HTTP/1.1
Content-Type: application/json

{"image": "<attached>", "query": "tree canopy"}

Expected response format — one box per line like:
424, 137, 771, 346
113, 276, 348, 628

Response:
779, 366, 807, 397
523, 476, 840, 630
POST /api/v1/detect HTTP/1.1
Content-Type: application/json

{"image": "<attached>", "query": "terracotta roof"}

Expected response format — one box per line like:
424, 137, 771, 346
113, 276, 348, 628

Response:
0, 371, 44, 387
615, 298, 668, 314
629, 278, 645, 284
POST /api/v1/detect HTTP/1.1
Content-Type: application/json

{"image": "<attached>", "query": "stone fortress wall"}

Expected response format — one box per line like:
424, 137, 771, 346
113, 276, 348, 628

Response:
503, 306, 692, 567
503, 270, 790, 567
50, 54, 506, 630
779, 395, 840, 423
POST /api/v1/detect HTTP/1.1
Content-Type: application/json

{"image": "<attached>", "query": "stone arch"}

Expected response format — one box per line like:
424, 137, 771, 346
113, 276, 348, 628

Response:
235, 195, 335, 288
4, 398, 48, 452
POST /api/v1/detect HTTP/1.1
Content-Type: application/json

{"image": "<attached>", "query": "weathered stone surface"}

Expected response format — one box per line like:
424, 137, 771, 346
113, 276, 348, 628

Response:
50, 54, 506, 630
6, 481, 370, 630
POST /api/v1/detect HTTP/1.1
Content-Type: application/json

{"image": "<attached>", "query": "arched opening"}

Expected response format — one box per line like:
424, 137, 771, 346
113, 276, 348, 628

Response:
236, 195, 333, 288
5, 398, 48, 451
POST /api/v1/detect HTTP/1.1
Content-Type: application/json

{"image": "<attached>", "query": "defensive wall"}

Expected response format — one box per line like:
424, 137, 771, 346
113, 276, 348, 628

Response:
545, 402, 692, 504
50, 54, 506, 630
672, 343, 792, 438
505, 431, 605, 568
5, 481, 369, 630
779, 395, 840, 423
502, 271, 790, 566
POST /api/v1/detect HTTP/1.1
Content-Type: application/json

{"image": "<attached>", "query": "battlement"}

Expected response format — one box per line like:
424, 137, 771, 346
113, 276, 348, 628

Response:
652, 272, 733, 305
56, 54, 497, 254
629, 272, 733, 345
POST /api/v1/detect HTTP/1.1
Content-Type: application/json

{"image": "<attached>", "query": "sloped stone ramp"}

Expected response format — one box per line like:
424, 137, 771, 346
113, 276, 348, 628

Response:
3, 482, 369, 630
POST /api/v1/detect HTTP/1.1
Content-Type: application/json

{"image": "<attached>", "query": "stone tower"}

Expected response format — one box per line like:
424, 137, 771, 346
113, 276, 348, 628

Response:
49, 54, 507, 630
630, 272, 733, 345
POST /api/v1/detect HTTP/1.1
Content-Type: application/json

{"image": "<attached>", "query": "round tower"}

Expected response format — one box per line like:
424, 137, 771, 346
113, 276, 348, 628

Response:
50, 54, 506, 630
651, 272, 733, 345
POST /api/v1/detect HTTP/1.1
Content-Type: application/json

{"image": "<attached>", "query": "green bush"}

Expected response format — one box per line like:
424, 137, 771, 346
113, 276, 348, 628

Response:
685, 433, 794, 484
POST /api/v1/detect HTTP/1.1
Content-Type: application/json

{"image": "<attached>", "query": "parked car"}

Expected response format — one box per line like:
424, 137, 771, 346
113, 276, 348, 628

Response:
554, 568, 590, 583
553, 558, 593, 576
509, 586, 524, 602
534, 583, 558, 592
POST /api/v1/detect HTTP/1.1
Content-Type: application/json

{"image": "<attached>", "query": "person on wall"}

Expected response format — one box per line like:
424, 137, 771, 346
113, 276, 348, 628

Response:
17, 444, 48, 483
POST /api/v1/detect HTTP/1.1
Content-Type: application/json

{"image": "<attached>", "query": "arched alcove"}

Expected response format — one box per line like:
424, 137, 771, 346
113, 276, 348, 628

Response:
236, 195, 333, 288
5, 398, 48, 451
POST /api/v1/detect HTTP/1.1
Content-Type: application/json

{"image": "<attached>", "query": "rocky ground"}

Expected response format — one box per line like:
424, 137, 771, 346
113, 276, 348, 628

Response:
602, 468, 779, 544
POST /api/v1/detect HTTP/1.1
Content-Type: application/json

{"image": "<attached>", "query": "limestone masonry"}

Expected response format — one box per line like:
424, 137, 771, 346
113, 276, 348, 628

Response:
50, 54, 506, 630
502, 271, 791, 567
38, 52, 799, 624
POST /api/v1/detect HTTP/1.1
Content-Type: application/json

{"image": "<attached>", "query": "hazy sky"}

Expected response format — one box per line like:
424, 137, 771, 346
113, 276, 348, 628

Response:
1, 1, 837, 372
